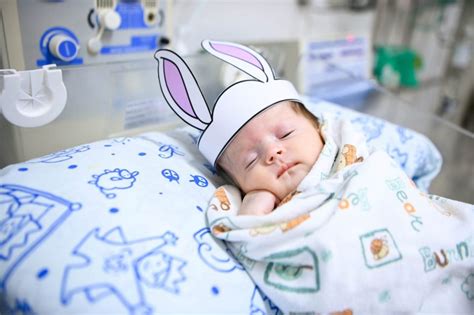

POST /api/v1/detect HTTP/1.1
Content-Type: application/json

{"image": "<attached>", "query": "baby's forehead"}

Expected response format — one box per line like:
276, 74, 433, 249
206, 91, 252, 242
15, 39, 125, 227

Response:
228, 104, 296, 143
248, 100, 292, 123
219, 101, 305, 158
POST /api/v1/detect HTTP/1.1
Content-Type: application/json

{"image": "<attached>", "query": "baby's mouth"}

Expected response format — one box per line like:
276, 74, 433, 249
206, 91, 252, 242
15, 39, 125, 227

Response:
277, 163, 296, 178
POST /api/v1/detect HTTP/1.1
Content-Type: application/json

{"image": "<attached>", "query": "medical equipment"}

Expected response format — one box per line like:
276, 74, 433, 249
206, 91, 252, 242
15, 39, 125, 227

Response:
0, 65, 67, 127
0, 0, 170, 70
0, 0, 172, 167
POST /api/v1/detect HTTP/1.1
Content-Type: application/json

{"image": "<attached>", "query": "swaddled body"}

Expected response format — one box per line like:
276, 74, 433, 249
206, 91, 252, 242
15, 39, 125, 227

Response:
207, 115, 474, 313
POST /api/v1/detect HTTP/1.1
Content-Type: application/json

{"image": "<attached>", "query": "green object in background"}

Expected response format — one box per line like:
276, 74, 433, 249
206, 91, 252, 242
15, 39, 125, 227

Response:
374, 46, 423, 88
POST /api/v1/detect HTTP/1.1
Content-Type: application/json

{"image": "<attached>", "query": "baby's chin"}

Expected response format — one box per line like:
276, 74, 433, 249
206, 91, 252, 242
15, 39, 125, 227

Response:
276, 166, 309, 199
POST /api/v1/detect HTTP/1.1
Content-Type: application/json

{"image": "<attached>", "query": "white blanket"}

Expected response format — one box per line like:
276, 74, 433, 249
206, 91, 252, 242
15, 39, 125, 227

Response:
207, 115, 474, 314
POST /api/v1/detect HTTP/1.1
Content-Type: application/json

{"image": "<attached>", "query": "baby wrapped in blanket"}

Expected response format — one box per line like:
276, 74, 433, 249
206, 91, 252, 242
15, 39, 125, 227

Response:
207, 112, 474, 313
155, 40, 474, 313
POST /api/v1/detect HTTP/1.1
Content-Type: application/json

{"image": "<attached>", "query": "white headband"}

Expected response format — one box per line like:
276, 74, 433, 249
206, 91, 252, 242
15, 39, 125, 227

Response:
154, 40, 303, 166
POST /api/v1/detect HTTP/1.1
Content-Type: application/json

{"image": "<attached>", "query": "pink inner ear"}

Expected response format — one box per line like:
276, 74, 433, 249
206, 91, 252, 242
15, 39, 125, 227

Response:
210, 42, 263, 70
163, 59, 196, 118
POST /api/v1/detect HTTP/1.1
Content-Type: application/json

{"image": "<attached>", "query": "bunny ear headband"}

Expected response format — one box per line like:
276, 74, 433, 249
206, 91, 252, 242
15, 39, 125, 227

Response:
154, 40, 303, 166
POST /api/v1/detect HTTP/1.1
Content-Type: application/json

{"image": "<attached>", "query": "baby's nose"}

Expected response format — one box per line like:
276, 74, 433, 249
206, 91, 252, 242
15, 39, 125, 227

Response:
265, 145, 284, 164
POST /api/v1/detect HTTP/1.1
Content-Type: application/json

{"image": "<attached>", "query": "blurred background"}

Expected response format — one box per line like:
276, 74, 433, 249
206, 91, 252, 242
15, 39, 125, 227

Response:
171, 0, 473, 132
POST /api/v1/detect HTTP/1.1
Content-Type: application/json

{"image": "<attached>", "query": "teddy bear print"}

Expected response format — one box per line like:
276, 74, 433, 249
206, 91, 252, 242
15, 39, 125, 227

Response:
214, 187, 231, 210
336, 144, 364, 172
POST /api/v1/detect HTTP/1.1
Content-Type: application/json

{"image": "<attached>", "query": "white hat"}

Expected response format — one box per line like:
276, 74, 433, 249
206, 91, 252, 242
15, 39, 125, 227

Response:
154, 40, 303, 166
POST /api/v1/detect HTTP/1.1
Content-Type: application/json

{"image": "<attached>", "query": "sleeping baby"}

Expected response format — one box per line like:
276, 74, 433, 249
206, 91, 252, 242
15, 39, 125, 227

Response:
155, 40, 474, 314
217, 99, 324, 216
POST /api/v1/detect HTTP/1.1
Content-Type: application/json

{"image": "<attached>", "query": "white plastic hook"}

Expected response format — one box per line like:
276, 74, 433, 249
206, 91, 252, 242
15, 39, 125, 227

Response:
0, 64, 67, 128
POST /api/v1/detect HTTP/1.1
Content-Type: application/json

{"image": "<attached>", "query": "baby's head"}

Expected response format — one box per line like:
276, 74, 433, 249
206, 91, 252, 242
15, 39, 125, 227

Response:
217, 100, 323, 200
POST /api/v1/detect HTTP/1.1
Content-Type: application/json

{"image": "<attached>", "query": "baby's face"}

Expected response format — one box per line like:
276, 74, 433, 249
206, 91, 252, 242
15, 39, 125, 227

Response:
219, 101, 324, 201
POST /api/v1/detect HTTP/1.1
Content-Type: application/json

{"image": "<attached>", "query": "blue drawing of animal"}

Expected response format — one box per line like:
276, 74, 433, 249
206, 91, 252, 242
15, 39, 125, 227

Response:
89, 168, 139, 199
61, 227, 186, 314
189, 175, 208, 187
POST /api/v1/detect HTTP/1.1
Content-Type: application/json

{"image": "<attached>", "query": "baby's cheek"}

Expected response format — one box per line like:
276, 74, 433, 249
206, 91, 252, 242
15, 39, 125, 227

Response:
238, 173, 261, 194
238, 179, 253, 194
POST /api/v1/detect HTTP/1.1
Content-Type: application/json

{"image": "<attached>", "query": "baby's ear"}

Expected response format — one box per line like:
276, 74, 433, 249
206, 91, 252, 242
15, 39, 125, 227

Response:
202, 40, 275, 83
154, 49, 211, 130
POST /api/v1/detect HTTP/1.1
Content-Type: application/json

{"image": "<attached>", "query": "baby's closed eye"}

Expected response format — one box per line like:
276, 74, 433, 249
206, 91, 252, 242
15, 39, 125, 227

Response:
275, 123, 295, 139
279, 130, 294, 139
244, 153, 258, 169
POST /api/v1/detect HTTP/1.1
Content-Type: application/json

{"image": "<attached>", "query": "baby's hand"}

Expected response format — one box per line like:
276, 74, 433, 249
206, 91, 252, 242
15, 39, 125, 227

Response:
239, 190, 279, 216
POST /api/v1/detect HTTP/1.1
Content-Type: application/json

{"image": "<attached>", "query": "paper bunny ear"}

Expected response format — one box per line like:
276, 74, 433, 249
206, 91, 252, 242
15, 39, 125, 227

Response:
202, 40, 274, 83
154, 49, 211, 130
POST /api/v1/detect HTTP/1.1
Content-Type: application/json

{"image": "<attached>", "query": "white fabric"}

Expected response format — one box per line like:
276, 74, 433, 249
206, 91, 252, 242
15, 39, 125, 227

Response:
207, 114, 474, 313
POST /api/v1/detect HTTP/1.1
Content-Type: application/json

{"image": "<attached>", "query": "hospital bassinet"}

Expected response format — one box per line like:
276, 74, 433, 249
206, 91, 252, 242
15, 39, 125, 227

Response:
0, 53, 473, 314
